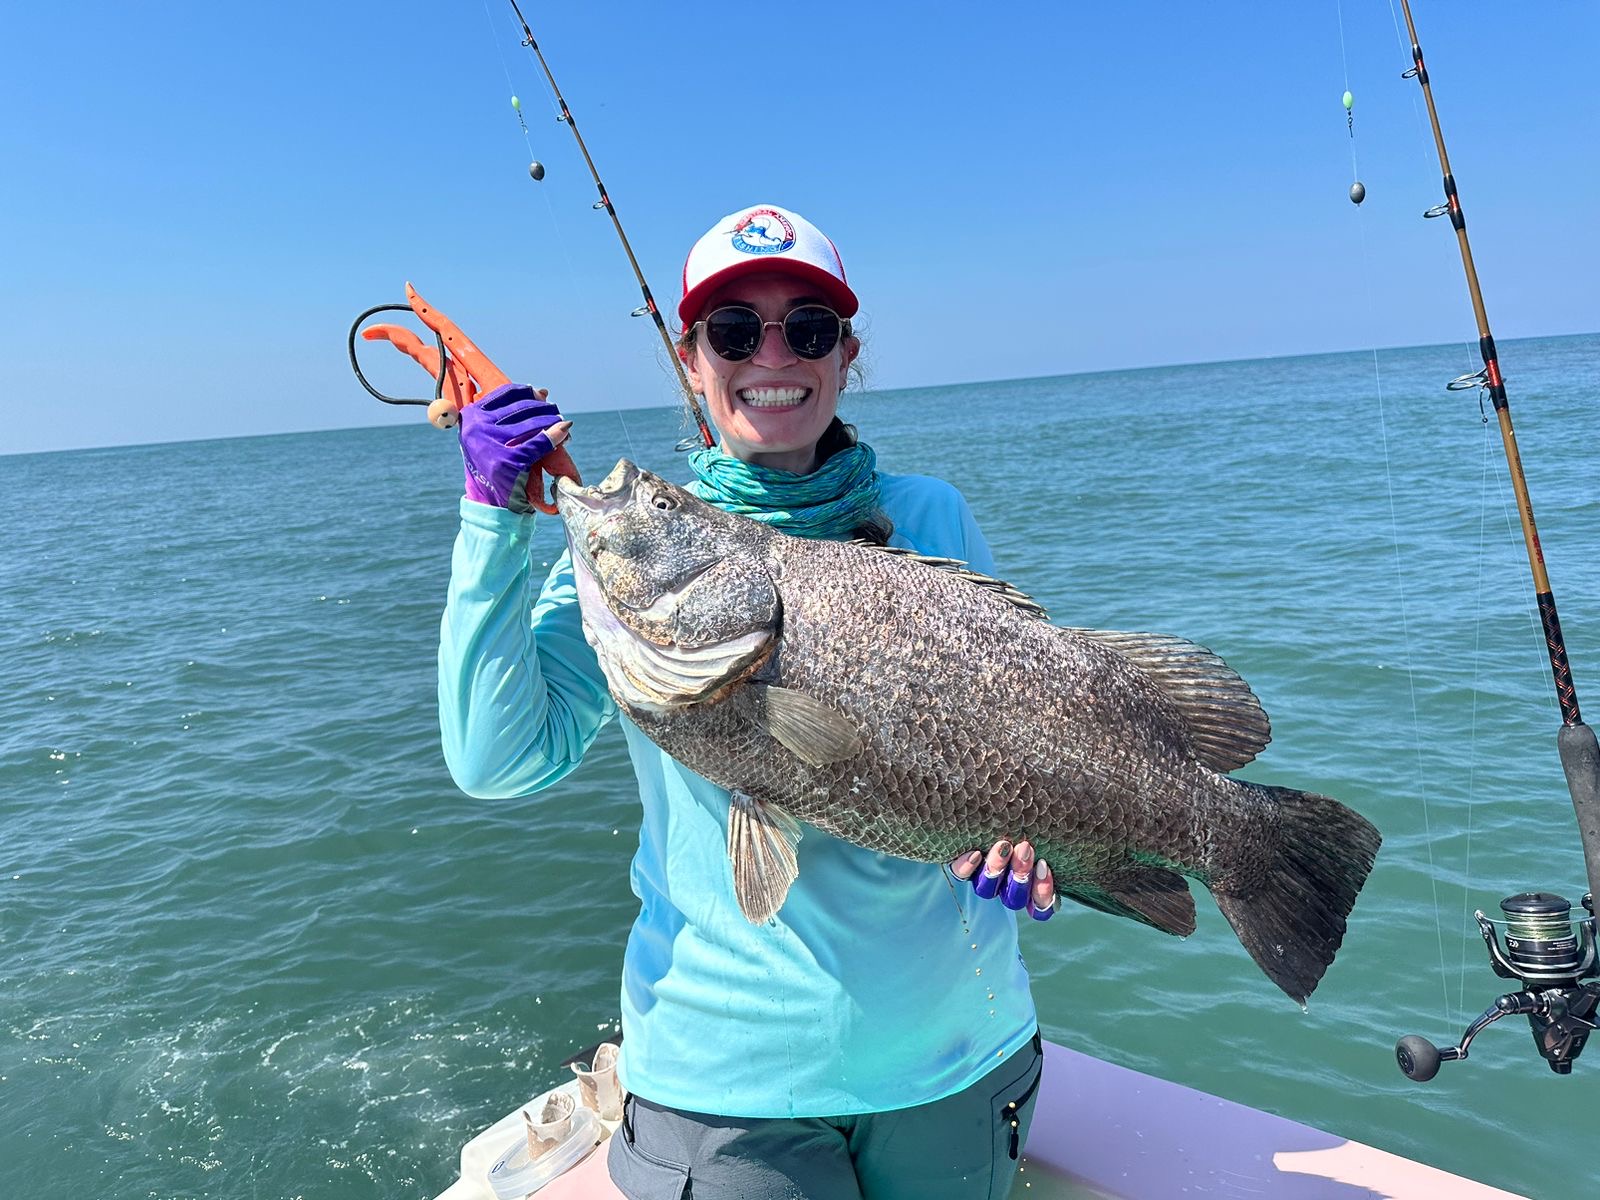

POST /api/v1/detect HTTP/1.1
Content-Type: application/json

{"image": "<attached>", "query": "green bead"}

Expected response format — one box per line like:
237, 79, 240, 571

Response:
511, 95, 522, 111
1342, 90, 1354, 111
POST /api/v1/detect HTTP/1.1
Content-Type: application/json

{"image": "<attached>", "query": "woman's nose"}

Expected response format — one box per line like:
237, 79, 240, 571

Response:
749, 321, 796, 367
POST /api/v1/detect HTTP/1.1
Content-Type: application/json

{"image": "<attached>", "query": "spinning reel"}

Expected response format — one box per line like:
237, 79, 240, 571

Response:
1395, 891, 1599, 1080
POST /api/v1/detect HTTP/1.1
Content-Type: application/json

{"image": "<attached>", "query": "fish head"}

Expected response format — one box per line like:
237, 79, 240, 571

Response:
555, 459, 753, 613
554, 460, 780, 710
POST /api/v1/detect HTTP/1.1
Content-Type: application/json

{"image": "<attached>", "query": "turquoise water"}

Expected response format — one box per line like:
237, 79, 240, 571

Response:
3, 333, 1596, 1199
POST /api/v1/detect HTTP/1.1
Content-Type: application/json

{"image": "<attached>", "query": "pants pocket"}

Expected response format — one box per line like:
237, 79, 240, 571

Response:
607, 1096, 691, 1200
988, 1037, 1044, 1199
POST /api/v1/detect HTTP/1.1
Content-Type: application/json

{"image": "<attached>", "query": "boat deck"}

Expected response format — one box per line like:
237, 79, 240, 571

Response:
435, 1039, 1529, 1199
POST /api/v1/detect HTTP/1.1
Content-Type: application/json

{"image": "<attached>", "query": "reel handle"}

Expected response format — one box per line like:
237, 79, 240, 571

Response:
1395, 991, 1549, 1081
1395, 1034, 1456, 1082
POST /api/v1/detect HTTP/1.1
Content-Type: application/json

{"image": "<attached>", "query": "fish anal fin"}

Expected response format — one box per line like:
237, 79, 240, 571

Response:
727, 790, 803, 924
1102, 865, 1197, 936
1058, 864, 1197, 937
759, 685, 863, 766
1066, 629, 1272, 772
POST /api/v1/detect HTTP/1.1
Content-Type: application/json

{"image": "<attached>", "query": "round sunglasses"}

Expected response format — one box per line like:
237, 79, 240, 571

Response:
697, 304, 844, 362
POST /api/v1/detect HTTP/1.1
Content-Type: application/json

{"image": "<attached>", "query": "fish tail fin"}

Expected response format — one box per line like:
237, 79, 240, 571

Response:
1211, 785, 1381, 1004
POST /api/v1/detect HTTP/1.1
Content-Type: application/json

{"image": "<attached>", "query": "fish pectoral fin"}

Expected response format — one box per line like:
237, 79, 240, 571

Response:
727, 790, 804, 924
758, 685, 864, 766
1062, 865, 1197, 937
1064, 629, 1272, 773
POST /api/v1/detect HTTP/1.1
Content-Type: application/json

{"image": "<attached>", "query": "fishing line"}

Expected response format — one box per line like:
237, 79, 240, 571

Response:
1458, 426, 1495, 1017
476, 0, 583, 291
1448, 415, 1579, 1021
937, 866, 999, 1024
1381, 0, 1485, 385
612, 406, 641, 465
476, 0, 650, 468
500, 0, 715, 450
1334, 2, 1454, 1025
1387, 0, 1600, 1084
1373, 0, 1494, 1019
1454, 416, 1553, 1015
1481, 416, 1566, 734
1334, 0, 1360, 186
1366, 333, 1455, 1029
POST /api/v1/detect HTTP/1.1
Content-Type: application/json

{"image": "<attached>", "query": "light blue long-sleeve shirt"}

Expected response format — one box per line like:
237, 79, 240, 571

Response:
439, 471, 1038, 1117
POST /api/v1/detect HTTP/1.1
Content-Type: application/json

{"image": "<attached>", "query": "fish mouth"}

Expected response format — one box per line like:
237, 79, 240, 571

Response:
556, 459, 644, 594
555, 459, 639, 517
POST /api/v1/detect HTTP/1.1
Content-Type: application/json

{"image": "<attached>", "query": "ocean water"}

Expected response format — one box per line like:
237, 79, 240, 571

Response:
3, 332, 1596, 1200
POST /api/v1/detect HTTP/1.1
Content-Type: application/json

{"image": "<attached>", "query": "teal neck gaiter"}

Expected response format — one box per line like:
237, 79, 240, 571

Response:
687, 423, 883, 541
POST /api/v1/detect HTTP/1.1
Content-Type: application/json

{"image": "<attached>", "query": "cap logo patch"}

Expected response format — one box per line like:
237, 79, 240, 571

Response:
729, 209, 796, 256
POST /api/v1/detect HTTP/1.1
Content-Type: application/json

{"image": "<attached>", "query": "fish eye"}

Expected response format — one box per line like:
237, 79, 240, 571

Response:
650, 492, 677, 511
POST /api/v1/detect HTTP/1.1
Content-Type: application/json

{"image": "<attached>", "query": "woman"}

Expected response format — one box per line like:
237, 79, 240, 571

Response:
411, 205, 1058, 1200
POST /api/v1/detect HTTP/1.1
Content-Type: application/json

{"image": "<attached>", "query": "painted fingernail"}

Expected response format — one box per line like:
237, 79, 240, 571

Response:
953, 850, 983, 877
994, 840, 1013, 860
1001, 871, 1030, 910
973, 867, 1004, 900
1029, 858, 1055, 920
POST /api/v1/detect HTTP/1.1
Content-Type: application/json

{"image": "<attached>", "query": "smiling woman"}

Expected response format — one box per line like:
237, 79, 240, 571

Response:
675, 207, 861, 474
681, 275, 857, 474
418, 202, 1062, 1199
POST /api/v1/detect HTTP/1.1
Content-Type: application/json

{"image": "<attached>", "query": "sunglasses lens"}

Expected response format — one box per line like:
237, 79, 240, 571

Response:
700, 304, 842, 361
783, 306, 842, 359
703, 307, 763, 361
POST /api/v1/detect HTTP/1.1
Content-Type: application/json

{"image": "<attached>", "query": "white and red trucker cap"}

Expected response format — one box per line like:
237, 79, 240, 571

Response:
678, 204, 859, 327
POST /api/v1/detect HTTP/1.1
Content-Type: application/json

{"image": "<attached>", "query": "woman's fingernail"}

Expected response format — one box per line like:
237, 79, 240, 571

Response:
1029, 858, 1056, 920
994, 840, 1012, 860
954, 851, 982, 875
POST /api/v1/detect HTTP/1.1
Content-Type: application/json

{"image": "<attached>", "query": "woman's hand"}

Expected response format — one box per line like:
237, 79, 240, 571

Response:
950, 839, 1057, 921
361, 284, 580, 514
456, 383, 573, 514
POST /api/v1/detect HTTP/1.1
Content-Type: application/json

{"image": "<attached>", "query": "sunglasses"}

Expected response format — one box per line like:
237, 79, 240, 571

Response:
697, 304, 843, 362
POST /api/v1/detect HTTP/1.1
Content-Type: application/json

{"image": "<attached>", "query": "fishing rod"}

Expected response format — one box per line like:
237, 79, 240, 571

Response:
347, 8, 716, 446
503, 0, 714, 449
1389, 0, 1600, 1082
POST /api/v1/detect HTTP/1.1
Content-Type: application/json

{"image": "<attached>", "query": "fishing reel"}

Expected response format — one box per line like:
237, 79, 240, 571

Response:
1395, 891, 1599, 1080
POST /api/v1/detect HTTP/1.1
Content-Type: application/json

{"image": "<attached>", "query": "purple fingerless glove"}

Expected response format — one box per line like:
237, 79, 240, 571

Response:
459, 383, 565, 514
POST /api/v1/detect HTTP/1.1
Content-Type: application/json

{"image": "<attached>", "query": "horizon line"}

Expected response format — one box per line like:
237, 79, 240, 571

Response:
6, 329, 1594, 462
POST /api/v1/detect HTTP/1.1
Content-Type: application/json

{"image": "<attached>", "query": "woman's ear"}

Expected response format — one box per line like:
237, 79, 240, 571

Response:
838, 335, 860, 389
682, 345, 706, 395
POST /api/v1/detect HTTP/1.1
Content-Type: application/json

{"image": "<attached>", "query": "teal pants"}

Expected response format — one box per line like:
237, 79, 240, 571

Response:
606, 1032, 1044, 1200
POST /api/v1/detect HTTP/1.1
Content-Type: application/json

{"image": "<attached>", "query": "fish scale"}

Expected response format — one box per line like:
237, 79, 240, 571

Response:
558, 461, 1381, 1003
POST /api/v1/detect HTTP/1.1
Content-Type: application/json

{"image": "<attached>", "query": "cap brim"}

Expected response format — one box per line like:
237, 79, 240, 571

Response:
679, 259, 859, 326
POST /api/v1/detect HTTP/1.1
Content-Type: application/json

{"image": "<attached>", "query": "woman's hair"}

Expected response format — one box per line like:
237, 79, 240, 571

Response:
820, 418, 893, 546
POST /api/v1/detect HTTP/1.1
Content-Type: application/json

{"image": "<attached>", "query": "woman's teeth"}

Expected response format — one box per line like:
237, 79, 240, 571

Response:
738, 387, 809, 408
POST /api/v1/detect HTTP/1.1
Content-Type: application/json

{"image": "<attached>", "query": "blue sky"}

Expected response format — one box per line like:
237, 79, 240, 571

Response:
3, 1, 1595, 456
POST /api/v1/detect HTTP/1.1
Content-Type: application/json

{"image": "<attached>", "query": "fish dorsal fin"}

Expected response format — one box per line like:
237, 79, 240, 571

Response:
758, 685, 863, 766
727, 789, 804, 924
1065, 629, 1272, 772
850, 541, 1048, 620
